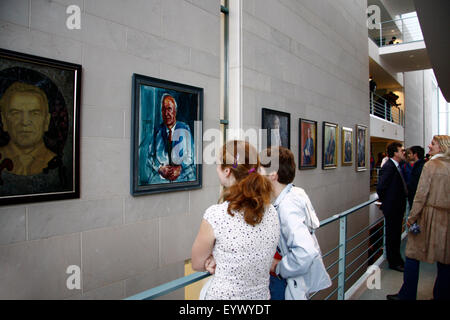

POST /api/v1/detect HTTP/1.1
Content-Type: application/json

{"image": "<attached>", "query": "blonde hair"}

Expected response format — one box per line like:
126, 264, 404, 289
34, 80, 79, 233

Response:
0, 82, 49, 114
433, 135, 450, 157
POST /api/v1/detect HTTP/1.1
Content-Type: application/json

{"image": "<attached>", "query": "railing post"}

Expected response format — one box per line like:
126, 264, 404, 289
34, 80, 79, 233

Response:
370, 92, 373, 114
337, 216, 347, 300
379, 22, 382, 46
384, 100, 387, 120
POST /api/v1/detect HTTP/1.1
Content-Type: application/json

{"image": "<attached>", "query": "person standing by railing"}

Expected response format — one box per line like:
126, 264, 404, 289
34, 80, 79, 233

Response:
401, 148, 414, 185
191, 140, 280, 300
260, 146, 331, 300
376, 142, 408, 272
387, 135, 450, 300
406, 146, 426, 209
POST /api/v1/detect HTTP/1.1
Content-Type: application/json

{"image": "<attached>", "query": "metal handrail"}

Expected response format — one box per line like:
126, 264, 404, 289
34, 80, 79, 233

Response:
345, 244, 384, 283
371, 15, 423, 47
378, 15, 418, 25
124, 271, 211, 300
346, 216, 384, 244
370, 92, 404, 126
319, 198, 378, 227
125, 197, 387, 300
346, 223, 384, 257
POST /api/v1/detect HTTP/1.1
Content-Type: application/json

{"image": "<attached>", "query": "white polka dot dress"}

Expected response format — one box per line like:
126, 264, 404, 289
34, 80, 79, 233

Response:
203, 201, 280, 300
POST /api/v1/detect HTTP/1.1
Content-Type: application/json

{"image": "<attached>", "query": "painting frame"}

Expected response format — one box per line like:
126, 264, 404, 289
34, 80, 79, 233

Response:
131, 74, 203, 196
356, 124, 368, 172
0, 48, 81, 206
261, 108, 290, 149
341, 126, 353, 166
299, 118, 317, 170
322, 121, 338, 170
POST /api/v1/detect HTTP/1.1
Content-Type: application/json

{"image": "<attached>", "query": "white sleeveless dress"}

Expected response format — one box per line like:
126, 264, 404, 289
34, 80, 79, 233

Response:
202, 201, 280, 300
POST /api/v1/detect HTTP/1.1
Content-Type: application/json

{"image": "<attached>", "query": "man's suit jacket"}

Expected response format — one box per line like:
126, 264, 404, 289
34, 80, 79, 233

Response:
376, 158, 408, 214
303, 138, 314, 164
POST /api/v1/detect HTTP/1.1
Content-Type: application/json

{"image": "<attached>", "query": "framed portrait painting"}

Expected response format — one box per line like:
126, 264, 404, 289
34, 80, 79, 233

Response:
261, 108, 290, 149
0, 49, 81, 206
341, 127, 353, 166
322, 121, 338, 170
299, 118, 317, 169
356, 124, 367, 171
131, 74, 203, 196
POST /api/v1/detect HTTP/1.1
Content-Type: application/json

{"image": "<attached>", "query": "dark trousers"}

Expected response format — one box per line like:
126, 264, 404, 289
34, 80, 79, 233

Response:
384, 211, 405, 267
398, 257, 420, 300
434, 262, 450, 300
398, 258, 450, 300
269, 275, 287, 300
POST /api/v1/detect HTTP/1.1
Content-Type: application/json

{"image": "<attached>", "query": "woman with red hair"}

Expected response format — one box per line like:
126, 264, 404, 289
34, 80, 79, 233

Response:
191, 140, 280, 299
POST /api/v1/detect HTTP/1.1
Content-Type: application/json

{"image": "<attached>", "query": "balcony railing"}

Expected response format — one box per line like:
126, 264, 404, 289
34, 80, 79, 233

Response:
372, 15, 424, 47
370, 92, 404, 126
125, 197, 410, 300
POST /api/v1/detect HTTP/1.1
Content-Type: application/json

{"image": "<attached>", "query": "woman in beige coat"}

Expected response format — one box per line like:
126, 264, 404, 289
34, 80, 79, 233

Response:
387, 135, 450, 300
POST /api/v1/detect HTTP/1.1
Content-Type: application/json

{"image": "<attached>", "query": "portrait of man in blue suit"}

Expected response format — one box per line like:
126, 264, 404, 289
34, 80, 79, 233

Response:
146, 93, 196, 184
323, 122, 338, 169
324, 129, 336, 165
344, 130, 352, 163
303, 127, 314, 165
299, 119, 317, 169
132, 74, 202, 196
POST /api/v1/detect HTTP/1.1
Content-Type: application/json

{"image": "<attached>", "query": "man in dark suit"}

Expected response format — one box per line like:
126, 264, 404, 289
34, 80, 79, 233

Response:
303, 127, 314, 165
376, 142, 408, 272
407, 146, 425, 209
325, 130, 335, 165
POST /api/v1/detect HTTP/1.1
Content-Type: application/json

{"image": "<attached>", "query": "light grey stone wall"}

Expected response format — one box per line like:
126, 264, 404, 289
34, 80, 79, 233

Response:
240, 0, 370, 295
404, 69, 436, 149
0, 0, 220, 299
404, 70, 425, 147
422, 69, 436, 147
241, 0, 370, 219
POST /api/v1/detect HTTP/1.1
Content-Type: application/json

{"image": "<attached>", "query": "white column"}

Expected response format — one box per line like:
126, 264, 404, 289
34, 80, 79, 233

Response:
227, 0, 243, 140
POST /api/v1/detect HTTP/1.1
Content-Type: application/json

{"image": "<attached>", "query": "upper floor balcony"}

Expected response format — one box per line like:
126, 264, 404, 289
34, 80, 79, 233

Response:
369, 13, 431, 73
370, 92, 404, 126
373, 13, 423, 47
369, 91, 404, 142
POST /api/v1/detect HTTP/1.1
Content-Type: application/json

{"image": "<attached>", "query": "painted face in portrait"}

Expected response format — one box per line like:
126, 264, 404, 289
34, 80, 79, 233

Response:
273, 115, 280, 129
1, 85, 50, 150
162, 95, 177, 129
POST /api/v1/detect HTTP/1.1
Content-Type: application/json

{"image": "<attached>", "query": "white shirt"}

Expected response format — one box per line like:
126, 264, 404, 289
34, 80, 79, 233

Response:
203, 202, 280, 300
390, 158, 400, 168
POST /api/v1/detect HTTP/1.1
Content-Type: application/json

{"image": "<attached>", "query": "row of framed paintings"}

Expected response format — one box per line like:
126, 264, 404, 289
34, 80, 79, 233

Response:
0, 48, 367, 206
262, 108, 367, 171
